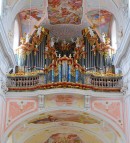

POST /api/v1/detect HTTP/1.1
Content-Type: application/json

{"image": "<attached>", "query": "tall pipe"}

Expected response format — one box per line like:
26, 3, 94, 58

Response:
58, 61, 62, 82
68, 63, 71, 82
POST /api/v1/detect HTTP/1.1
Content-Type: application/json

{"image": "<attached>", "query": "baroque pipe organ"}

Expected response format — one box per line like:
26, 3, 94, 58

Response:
7, 25, 121, 91
17, 26, 113, 70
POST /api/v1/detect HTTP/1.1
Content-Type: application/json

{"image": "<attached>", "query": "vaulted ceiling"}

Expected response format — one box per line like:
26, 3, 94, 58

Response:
6, 0, 127, 9
10, 110, 119, 143
5, 0, 128, 40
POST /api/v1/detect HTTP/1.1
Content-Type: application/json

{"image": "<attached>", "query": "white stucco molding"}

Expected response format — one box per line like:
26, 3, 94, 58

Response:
6, 88, 124, 98
0, 18, 16, 67
114, 19, 130, 67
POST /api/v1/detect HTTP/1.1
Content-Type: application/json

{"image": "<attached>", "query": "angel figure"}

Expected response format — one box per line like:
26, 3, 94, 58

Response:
76, 37, 81, 48
37, 26, 42, 37
88, 26, 95, 37
25, 33, 31, 43
50, 37, 55, 47
61, 39, 70, 51
101, 33, 106, 43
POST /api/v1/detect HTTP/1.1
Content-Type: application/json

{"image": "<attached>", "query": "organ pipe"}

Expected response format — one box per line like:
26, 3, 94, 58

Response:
15, 25, 115, 85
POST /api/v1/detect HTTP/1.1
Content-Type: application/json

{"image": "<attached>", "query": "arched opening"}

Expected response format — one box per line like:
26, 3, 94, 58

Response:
13, 18, 20, 54
4, 108, 125, 143
111, 19, 117, 52
0, 0, 2, 15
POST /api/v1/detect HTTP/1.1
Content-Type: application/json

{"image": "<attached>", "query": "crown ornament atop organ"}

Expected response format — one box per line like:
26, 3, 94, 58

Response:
7, 25, 122, 92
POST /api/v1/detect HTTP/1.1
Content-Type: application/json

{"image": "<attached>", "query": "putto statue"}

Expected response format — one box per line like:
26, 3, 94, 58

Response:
76, 37, 81, 48
88, 26, 95, 37
37, 26, 42, 37
16, 33, 35, 66
25, 33, 30, 43
50, 37, 55, 47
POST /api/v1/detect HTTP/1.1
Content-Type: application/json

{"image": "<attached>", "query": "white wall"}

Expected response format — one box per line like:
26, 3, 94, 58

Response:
0, 17, 16, 142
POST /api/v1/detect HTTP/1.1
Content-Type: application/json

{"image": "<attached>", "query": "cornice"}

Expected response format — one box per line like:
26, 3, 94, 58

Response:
6, 88, 123, 98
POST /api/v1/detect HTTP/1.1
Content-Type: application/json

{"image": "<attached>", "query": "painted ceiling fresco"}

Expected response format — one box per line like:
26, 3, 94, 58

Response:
44, 133, 83, 143
16, 0, 116, 39
19, 8, 44, 35
23, 125, 104, 143
87, 10, 113, 35
6, 0, 127, 7
44, 94, 84, 108
48, 0, 83, 25
29, 110, 100, 124
11, 109, 117, 143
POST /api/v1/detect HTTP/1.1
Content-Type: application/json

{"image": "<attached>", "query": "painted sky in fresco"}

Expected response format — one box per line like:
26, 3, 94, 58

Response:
87, 10, 113, 35
19, 8, 44, 35
29, 110, 100, 124
48, 0, 83, 25
44, 133, 83, 143
45, 94, 84, 108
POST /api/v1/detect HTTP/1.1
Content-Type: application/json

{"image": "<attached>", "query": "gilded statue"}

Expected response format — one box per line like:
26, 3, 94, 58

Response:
74, 38, 86, 60
91, 34, 114, 56
33, 25, 49, 46
82, 25, 96, 38
61, 40, 70, 51
16, 34, 34, 58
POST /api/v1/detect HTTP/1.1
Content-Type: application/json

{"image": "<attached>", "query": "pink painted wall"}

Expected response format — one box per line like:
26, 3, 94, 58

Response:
5, 98, 38, 130
91, 97, 125, 130
125, 97, 130, 143
0, 96, 5, 141
2, 95, 129, 143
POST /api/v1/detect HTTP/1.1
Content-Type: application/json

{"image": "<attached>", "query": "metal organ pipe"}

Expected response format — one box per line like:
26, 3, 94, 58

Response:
34, 53, 36, 68
24, 35, 47, 70
38, 46, 40, 68
83, 36, 106, 70
58, 62, 62, 82
40, 42, 42, 68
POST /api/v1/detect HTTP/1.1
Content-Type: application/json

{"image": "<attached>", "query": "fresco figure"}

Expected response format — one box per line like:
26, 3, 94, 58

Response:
48, 0, 83, 24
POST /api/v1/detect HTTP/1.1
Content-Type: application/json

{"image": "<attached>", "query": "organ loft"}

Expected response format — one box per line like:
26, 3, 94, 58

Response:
1, 1, 130, 143
7, 25, 122, 92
